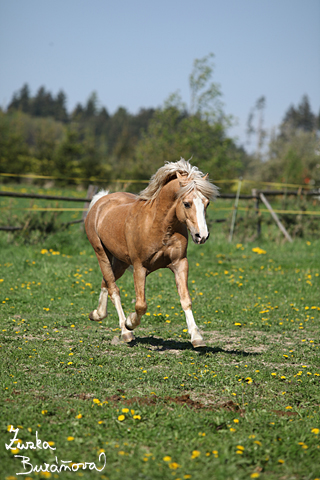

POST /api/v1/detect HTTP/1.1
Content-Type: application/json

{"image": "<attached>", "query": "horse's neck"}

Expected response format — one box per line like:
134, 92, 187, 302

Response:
156, 179, 180, 230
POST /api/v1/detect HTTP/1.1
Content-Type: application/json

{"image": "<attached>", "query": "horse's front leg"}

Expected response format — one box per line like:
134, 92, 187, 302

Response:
169, 258, 206, 348
125, 266, 147, 331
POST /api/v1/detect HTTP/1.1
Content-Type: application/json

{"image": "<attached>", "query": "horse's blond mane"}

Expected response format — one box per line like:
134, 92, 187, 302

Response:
139, 158, 218, 201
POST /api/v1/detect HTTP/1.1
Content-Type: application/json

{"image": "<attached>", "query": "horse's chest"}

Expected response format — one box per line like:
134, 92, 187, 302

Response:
145, 238, 186, 272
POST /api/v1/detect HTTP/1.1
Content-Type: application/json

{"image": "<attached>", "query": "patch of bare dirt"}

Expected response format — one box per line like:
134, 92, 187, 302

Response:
272, 409, 298, 417
104, 393, 245, 413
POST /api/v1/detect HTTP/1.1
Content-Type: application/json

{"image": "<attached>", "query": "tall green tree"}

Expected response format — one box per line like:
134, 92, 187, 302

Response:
135, 54, 245, 181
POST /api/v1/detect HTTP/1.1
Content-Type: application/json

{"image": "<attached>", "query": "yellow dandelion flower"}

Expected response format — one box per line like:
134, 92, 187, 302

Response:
250, 474, 260, 478
311, 428, 319, 434
67, 436, 74, 441
122, 408, 129, 413
169, 462, 180, 469
133, 415, 141, 420
163, 456, 172, 462
118, 415, 125, 422
191, 450, 201, 459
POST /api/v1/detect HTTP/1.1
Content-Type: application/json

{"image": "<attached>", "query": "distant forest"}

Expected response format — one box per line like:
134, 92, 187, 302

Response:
1, 55, 319, 188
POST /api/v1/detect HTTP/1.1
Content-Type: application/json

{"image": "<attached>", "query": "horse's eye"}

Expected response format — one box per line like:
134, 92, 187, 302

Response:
183, 202, 191, 209
206, 201, 210, 208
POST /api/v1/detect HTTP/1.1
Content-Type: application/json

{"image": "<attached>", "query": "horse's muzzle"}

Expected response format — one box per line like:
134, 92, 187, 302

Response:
194, 232, 210, 244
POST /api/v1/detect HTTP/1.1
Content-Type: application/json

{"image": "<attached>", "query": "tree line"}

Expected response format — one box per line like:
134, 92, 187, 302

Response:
1, 54, 319, 189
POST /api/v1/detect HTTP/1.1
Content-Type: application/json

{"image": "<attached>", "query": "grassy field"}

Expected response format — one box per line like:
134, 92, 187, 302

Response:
0, 188, 320, 480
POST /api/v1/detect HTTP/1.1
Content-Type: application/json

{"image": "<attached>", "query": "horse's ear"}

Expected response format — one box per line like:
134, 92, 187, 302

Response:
176, 171, 187, 186
203, 173, 209, 181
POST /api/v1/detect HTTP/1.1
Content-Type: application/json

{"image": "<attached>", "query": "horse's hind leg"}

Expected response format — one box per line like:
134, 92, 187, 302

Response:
89, 258, 127, 322
89, 278, 109, 321
89, 242, 134, 342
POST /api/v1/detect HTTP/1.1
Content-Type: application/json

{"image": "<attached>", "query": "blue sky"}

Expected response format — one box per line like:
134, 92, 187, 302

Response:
0, 0, 319, 150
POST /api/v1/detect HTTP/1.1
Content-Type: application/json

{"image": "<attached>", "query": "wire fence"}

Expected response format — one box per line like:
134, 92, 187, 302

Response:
1, 173, 319, 238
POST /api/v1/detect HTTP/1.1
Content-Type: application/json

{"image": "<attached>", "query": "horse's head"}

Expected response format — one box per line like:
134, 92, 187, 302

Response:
176, 172, 211, 245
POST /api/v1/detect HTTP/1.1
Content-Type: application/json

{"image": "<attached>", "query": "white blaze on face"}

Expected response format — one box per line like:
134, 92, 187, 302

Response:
194, 195, 208, 240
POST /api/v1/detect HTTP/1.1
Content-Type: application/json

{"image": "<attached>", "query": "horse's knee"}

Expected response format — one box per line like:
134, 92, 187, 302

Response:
180, 298, 192, 311
136, 299, 147, 316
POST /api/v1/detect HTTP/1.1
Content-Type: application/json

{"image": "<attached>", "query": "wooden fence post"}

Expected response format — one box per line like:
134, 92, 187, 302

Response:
252, 189, 261, 238
229, 178, 242, 242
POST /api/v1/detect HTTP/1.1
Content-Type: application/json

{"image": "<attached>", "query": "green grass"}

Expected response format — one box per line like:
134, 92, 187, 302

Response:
0, 213, 320, 479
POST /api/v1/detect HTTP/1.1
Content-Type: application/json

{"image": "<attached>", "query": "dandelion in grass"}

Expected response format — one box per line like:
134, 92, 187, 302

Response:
311, 428, 319, 435
118, 415, 125, 422
163, 456, 172, 462
67, 436, 74, 441
191, 450, 200, 459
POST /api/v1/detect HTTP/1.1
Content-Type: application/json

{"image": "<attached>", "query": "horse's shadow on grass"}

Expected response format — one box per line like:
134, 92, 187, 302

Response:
131, 336, 261, 357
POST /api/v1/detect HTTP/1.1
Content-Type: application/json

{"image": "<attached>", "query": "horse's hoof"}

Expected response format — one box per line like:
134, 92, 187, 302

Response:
122, 331, 135, 343
192, 338, 206, 348
89, 310, 101, 322
125, 321, 134, 331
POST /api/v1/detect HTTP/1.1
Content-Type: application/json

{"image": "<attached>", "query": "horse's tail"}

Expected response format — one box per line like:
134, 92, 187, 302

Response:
87, 189, 109, 213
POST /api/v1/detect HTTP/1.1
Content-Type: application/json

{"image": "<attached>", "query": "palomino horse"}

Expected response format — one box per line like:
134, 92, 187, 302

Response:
85, 158, 218, 347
